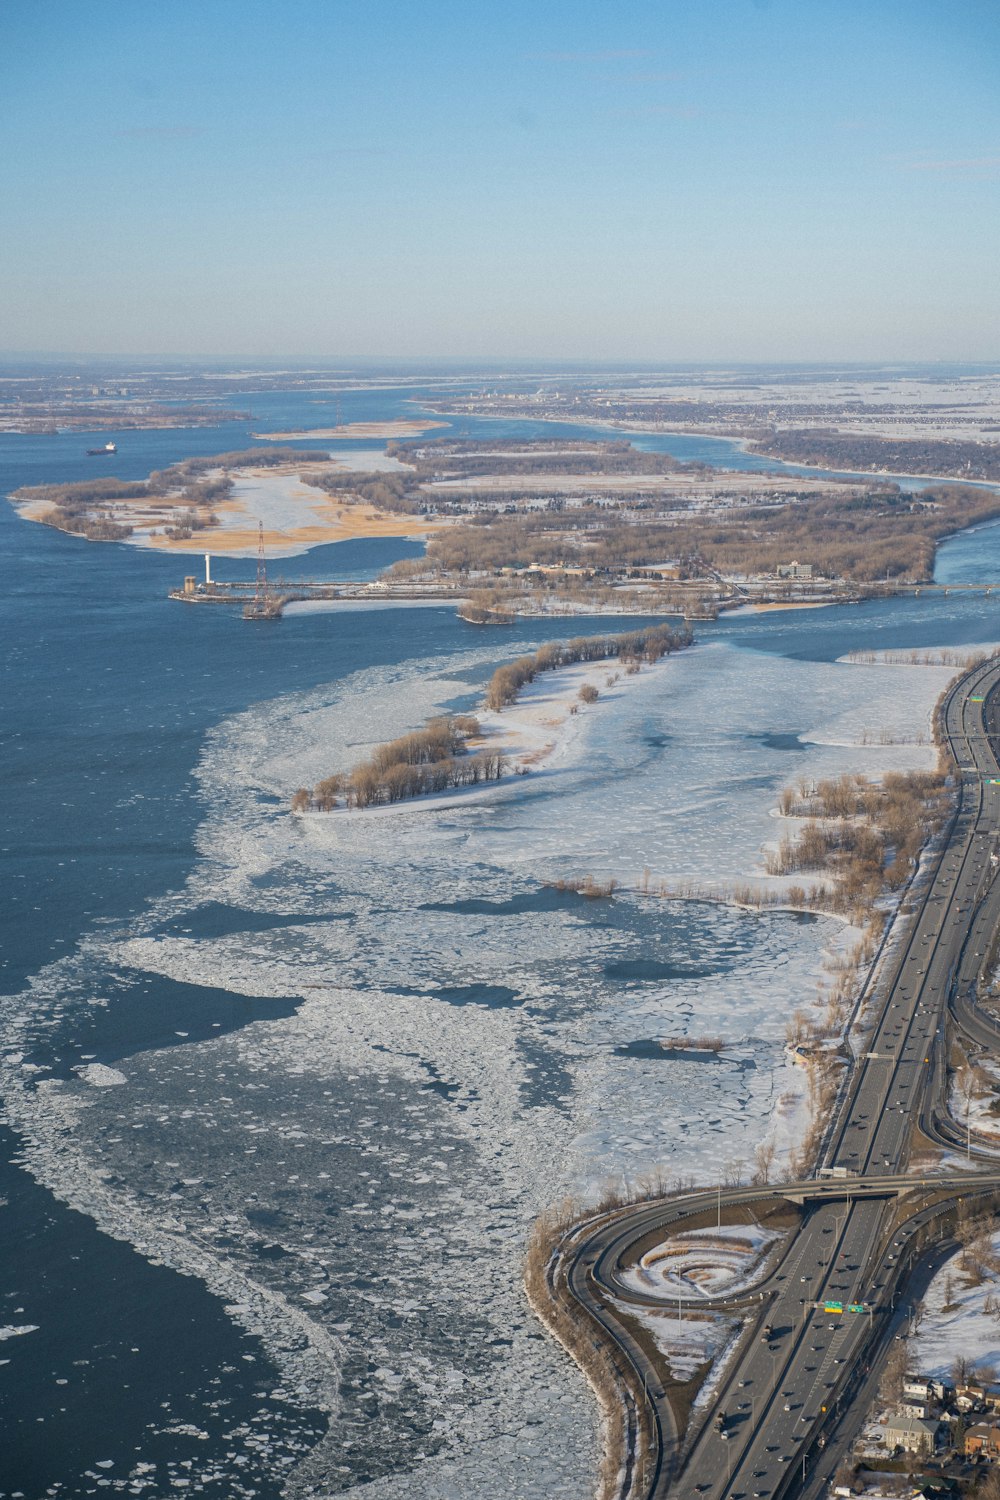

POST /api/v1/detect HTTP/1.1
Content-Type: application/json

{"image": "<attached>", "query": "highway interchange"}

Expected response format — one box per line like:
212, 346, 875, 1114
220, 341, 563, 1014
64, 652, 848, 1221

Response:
549, 656, 1000, 1500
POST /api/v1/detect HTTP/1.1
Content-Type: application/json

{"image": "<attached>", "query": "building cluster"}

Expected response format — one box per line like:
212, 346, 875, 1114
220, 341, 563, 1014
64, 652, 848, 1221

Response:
866, 1374, 1000, 1465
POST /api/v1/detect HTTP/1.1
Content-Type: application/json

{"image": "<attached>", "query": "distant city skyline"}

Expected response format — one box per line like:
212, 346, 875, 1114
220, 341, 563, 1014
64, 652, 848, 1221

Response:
3, 0, 999, 361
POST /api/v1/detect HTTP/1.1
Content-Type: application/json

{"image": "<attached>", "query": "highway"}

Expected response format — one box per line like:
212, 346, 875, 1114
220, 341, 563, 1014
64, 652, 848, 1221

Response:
550, 656, 1000, 1500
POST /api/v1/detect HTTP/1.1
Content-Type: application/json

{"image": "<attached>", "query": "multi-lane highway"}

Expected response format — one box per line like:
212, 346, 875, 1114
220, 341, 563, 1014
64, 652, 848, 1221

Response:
549, 656, 1000, 1500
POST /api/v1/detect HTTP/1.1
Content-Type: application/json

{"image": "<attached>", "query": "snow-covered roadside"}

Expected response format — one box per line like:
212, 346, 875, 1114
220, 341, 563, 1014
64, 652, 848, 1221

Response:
612, 1301, 737, 1384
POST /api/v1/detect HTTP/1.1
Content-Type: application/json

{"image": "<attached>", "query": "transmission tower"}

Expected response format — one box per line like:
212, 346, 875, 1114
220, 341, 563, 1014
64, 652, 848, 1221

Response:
255, 520, 268, 609
244, 520, 272, 619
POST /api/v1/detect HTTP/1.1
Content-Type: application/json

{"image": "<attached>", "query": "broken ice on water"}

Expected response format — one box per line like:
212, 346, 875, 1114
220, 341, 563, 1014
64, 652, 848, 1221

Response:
0, 632, 956, 1496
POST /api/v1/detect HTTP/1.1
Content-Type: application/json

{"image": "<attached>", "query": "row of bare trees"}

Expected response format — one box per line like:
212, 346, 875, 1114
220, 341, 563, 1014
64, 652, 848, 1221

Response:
484, 624, 691, 711
291, 715, 505, 810
767, 770, 950, 915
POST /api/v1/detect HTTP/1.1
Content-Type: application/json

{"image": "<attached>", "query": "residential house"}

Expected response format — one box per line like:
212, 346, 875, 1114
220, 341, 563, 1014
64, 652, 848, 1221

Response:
965, 1423, 1000, 1460
882, 1415, 942, 1456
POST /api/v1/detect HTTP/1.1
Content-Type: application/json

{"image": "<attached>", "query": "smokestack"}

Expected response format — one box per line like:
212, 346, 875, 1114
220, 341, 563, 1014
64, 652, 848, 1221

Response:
205, 553, 212, 586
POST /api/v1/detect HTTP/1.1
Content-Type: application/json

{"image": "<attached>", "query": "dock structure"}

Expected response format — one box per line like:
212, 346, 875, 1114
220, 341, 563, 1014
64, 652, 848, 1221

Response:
169, 574, 465, 618
168, 568, 1000, 622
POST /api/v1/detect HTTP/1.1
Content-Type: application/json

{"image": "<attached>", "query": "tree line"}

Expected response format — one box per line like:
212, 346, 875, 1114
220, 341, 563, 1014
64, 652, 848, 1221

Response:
292, 714, 504, 811
310, 470, 424, 515
751, 430, 1000, 483
482, 623, 690, 711
393, 438, 691, 478
768, 769, 950, 915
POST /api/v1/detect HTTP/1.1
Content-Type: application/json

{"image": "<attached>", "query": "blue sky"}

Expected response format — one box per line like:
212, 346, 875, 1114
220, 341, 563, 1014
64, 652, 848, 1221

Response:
2, 0, 999, 360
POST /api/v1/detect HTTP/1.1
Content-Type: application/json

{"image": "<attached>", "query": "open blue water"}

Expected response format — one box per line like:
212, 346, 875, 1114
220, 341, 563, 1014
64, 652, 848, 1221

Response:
1, 381, 999, 1497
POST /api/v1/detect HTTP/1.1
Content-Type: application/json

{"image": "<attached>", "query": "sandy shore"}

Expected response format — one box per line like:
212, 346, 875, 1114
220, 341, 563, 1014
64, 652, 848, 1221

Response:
480, 658, 627, 770
141, 479, 441, 558
17, 460, 445, 559
251, 419, 448, 441
746, 601, 836, 613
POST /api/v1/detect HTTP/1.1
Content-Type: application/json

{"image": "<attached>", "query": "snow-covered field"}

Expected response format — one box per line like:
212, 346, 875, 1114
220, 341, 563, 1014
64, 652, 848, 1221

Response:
0, 628, 964, 1497
910, 1229, 1000, 1379
949, 1057, 1000, 1146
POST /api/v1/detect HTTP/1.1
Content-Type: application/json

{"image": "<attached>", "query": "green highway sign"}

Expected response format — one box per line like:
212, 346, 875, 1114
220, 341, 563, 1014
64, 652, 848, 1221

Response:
823, 1303, 843, 1314
847, 1303, 865, 1313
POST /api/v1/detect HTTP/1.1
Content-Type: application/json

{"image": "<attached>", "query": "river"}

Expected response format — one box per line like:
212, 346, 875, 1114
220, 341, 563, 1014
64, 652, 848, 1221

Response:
0, 380, 998, 1499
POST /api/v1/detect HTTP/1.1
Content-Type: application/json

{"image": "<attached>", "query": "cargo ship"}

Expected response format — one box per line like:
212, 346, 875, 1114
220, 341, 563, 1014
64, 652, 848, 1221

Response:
86, 441, 117, 455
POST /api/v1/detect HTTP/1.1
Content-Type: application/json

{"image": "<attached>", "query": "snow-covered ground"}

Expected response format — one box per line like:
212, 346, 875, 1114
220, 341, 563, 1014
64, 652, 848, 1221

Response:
949, 1058, 1000, 1144
613, 1303, 737, 1384
218, 470, 335, 535
0, 629, 967, 1498
325, 447, 410, 474
910, 1229, 1000, 1379
619, 1222, 785, 1300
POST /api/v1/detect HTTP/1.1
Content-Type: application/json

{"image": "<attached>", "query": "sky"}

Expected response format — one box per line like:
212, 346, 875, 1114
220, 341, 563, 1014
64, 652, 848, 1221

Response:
1, 0, 999, 363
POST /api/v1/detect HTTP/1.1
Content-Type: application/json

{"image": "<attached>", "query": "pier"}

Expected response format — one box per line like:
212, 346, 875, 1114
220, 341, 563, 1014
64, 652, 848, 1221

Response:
168, 559, 999, 622
169, 576, 466, 616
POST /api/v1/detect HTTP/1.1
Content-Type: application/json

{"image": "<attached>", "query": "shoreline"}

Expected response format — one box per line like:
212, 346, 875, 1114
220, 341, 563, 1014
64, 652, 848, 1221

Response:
0, 613, 979, 1497
10, 411, 1000, 578
14, 459, 446, 559
421, 403, 1000, 492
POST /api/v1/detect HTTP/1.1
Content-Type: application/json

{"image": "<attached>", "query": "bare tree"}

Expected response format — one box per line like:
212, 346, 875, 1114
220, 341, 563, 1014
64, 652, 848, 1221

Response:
880, 1339, 908, 1406
752, 1139, 777, 1186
